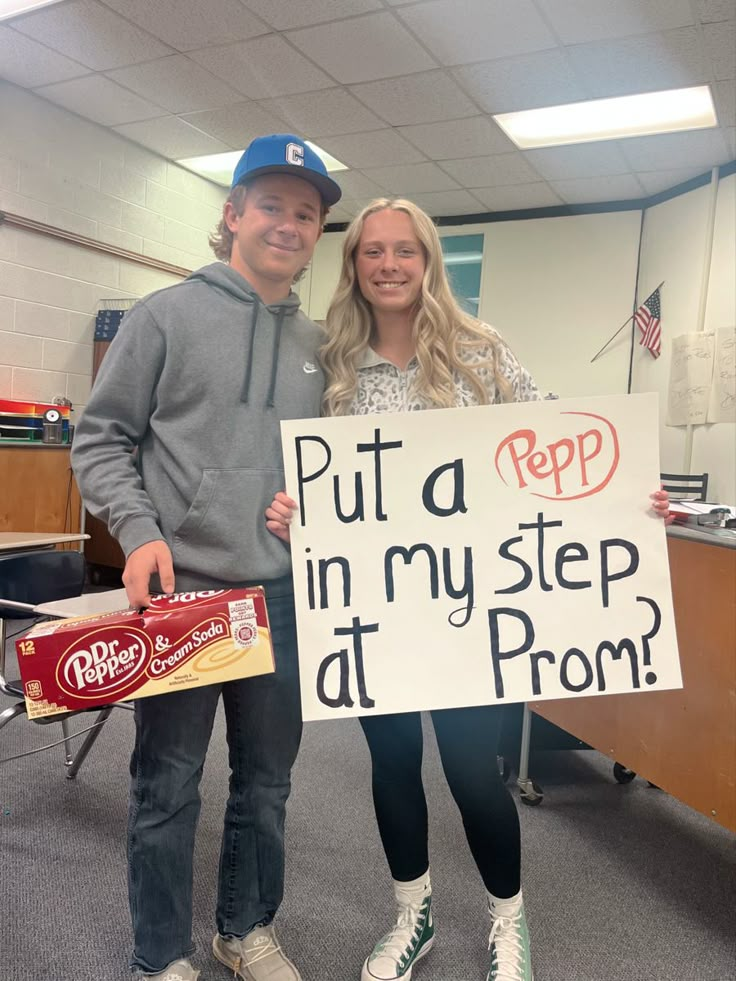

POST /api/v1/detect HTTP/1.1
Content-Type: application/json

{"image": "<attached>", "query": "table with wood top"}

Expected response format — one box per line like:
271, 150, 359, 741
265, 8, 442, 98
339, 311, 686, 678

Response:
0, 531, 89, 552
529, 525, 736, 833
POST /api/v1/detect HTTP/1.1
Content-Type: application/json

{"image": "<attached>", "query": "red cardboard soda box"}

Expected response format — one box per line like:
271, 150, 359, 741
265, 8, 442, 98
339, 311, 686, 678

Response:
16, 588, 274, 719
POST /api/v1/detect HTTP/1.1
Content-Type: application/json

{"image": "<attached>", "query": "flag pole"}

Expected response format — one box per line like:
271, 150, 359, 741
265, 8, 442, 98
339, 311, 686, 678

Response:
590, 312, 636, 363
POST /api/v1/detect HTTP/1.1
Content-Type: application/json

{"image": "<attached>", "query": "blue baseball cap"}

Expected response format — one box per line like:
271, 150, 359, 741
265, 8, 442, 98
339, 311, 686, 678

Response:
231, 134, 342, 207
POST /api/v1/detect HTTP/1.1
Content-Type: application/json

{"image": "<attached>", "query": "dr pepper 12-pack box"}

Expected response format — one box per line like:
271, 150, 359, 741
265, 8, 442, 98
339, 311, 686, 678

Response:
16, 589, 274, 719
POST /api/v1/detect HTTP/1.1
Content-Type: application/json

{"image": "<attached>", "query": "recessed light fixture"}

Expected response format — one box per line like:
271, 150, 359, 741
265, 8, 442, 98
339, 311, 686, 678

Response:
178, 141, 348, 188
493, 86, 718, 149
0, 0, 65, 21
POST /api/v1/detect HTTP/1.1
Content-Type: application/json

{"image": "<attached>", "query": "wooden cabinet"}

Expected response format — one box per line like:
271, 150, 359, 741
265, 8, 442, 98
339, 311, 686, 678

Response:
0, 445, 82, 544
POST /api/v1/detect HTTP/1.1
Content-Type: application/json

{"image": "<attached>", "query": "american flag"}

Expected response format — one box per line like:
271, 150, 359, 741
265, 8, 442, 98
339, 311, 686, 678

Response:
635, 287, 662, 359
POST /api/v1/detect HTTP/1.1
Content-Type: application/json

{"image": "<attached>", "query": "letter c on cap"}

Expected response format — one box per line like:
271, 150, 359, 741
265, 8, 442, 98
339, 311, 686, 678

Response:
286, 142, 305, 167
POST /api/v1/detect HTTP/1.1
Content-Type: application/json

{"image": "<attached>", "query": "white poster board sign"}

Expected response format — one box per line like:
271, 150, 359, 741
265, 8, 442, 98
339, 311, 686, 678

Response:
281, 393, 681, 723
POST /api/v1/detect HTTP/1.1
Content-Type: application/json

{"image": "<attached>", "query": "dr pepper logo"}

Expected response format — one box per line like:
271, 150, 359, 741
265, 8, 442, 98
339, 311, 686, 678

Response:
495, 411, 620, 501
56, 627, 153, 700
146, 590, 230, 612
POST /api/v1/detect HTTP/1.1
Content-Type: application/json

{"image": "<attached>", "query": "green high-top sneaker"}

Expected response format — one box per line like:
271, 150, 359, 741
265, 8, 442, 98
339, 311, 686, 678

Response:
486, 899, 533, 981
361, 892, 434, 981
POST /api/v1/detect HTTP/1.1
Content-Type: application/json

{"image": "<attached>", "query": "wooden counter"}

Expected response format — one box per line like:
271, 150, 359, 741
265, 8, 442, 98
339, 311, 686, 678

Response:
0, 444, 82, 545
530, 532, 736, 833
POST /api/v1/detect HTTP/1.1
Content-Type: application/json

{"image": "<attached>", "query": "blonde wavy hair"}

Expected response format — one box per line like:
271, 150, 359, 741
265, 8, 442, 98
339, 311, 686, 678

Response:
321, 198, 511, 416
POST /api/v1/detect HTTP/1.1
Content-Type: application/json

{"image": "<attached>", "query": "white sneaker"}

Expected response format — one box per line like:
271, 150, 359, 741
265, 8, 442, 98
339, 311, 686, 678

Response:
362, 892, 434, 981
213, 924, 301, 980
143, 959, 200, 981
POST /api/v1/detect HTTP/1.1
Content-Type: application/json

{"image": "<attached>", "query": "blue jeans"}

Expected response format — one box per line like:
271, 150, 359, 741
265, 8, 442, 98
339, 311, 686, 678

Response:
127, 582, 301, 975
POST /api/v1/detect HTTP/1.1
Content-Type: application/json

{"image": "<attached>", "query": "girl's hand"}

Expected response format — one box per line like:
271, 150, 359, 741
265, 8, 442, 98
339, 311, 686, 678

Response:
266, 491, 298, 544
651, 488, 674, 525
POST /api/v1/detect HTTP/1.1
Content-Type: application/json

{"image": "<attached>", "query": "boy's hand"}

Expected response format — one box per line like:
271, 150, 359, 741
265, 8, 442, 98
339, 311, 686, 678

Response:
122, 540, 175, 609
266, 491, 298, 545
651, 488, 674, 524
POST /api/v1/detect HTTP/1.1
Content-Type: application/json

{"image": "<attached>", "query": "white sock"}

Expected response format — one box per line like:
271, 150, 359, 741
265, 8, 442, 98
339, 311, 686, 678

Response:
487, 888, 523, 916
394, 870, 431, 905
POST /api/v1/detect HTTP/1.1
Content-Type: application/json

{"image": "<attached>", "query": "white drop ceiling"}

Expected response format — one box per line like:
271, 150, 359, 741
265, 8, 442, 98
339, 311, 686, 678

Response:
0, 0, 734, 221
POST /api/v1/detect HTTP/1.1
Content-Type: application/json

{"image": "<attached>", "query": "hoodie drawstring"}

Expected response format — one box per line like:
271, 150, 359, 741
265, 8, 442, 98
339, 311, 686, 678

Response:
266, 308, 286, 408
240, 296, 260, 404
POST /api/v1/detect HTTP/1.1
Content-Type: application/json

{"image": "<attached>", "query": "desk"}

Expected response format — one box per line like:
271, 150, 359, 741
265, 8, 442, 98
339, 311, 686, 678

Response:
35, 587, 128, 618
0, 532, 89, 551
529, 527, 736, 832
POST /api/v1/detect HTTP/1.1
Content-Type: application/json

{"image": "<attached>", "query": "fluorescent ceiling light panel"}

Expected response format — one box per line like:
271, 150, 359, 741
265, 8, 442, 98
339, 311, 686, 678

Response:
0, 0, 65, 20
305, 141, 348, 173
179, 141, 348, 188
493, 86, 717, 149
178, 151, 243, 187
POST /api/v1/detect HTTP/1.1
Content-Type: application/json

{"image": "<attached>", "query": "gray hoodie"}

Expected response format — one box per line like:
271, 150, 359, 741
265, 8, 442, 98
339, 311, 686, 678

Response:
71, 262, 324, 585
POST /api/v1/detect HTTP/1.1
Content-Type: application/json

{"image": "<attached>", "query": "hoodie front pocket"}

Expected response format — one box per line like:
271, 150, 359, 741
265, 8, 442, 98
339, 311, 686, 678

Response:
172, 468, 290, 582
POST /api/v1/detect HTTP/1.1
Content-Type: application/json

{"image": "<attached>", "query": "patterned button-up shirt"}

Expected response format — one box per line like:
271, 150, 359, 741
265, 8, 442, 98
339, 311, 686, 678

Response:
347, 323, 540, 414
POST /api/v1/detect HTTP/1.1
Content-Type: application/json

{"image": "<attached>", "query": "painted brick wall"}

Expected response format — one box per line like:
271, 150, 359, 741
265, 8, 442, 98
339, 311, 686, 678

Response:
0, 82, 226, 413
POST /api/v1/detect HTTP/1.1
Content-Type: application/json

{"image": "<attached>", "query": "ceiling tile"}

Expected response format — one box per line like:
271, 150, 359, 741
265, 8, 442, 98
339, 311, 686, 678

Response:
114, 116, 230, 159
637, 167, 711, 195
398, 117, 514, 159
34, 75, 166, 127
328, 170, 385, 199
535, 0, 694, 46
349, 70, 478, 126
411, 190, 486, 218
257, 88, 385, 138
550, 174, 645, 204
190, 35, 334, 99
12, 0, 172, 70
713, 79, 736, 127
0, 26, 89, 88
243, 0, 382, 31
723, 127, 735, 156
696, 0, 736, 24
471, 183, 564, 210
106, 56, 243, 114
410, 189, 486, 216
620, 128, 731, 171
99, 0, 269, 51
318, 129, 426, 168
523, 143, 633, 181
453, 50, 587, 114
359, 162, 459, 194
180, 103, 290, 148
285, 12, 436, 84
703, 21, 736, 80
439, 152, 541, 187
567, 28, 710, 98
397, 0, 556, 67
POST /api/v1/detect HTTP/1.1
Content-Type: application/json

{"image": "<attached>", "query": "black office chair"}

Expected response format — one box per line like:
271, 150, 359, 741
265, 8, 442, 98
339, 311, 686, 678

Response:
660, 472, 709, 502
0, 549, 117, 778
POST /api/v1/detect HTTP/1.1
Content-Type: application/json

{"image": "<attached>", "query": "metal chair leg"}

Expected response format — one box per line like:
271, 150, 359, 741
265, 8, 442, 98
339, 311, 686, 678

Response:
60, 716, 74, 766
0, 701, 28, 730
65, 706, 114, 780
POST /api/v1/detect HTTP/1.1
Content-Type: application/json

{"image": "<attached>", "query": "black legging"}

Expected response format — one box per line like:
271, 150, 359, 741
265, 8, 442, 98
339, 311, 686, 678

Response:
359, 705, 520, 899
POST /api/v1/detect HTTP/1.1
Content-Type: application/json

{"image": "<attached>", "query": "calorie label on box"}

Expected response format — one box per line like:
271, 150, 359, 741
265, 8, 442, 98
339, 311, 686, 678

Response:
16, 588, 275, 719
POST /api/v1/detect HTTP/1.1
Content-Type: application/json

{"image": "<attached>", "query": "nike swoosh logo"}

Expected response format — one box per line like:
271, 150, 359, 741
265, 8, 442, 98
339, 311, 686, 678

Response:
303, 362, 318, 373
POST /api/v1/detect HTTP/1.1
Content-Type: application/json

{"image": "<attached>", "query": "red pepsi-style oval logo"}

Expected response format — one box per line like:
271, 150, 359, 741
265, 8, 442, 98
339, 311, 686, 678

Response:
56, 626, 153, 700
494, 411, 620, 501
